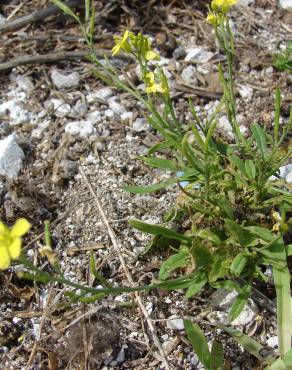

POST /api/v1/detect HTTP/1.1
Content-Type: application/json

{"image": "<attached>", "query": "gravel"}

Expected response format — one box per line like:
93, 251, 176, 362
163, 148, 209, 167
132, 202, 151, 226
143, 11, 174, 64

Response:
0, 135, 25, 178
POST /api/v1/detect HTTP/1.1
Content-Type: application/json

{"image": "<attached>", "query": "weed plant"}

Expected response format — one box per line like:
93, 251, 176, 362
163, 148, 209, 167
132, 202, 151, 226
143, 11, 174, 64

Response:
1, 0, 291, 368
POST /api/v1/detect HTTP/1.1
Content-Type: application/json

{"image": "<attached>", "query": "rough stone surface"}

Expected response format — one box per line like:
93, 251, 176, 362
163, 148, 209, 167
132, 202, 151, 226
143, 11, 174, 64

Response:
166, 315, 184, 330
279, 0, 292, 10
87, 88, 113, 103
0, 135, 25, 178
65, 120, 95, 137
132, 118, 149, 132
50, 69, 80, 90
238, 0, 254, 5
181, 65, 198, 85
45, 99, 71, 117
270, 164, 292, 184
185, 48, 213, 64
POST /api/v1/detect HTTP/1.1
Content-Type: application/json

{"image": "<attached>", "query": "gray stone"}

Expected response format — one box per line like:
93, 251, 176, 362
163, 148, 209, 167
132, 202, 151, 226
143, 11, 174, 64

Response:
121, 111, 134, 122
73, 100, 87, 117
218, 116, 234, 139
0, 13, 5, 26
270, 164, 292, 184
238, 0, 254, 6
87, 88, 113, 103
279, 0, 292, 10
45, 98, 71, 117
132, 118, 149, 132
181, 65, 198, 85
0, 100, 32, 125
166, 315, 184, 330
50, 69, 80, 90
65, 120, 95, 137
238, 84, 253, 101
15, 75, 34, 92
58, 159, 78, 179
109, 100, 126, 115
86, 110, 102, 124
0, 135, 25, 178
185, 48, 213, 64
173, 47, 187, 60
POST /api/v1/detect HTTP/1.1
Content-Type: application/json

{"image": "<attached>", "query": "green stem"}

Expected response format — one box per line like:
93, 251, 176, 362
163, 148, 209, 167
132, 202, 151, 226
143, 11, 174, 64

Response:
273, 263, 292, 356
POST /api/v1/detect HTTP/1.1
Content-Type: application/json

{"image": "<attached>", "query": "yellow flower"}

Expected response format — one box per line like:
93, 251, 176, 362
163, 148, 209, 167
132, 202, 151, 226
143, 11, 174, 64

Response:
145, 71, 166, 94
145, 50, 160, 61
112, 30, 132, 56
206, 12, 219, 26
211, 0, 238, 13
0, 219, 31, 270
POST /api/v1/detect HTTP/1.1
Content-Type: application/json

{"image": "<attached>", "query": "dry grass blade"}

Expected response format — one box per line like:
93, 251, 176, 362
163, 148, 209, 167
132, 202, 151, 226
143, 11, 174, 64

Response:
79, 166, 172, 370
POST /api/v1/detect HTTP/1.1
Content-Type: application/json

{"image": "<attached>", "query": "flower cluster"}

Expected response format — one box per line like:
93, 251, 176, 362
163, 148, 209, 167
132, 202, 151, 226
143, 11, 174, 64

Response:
145, 71, 168, 95
207, 0, 238, 25
0, 218, 31, 270
112, 30, 160, 61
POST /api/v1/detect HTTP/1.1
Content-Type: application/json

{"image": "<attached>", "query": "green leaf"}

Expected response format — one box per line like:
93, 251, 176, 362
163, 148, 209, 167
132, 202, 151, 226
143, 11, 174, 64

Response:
209, 257, 228, 283
184, 320, 211, 369
139, 156, 178, 171
258, 236, 287, 262
283, 349, 292, 367
243, 226, 274, 242
216, 198, 234, 219
191, 244, 213, 269
123, 177, 177, 193
129, 219, 192, 244
51, 0, 81, 23
197, 230, 222, 246
185, 273, 207, 298
212, 280, 242, 293
229, 284, 251, 321
230, 253, 248, 277
159, 249, 190, 280
229, 155, 247, 177
148, 140, 172, 155
210, 341, 224, 369
251, 123, 268, 158
287, 244, 292, 257
244, 160, 256, 180
225, 219, 254, 247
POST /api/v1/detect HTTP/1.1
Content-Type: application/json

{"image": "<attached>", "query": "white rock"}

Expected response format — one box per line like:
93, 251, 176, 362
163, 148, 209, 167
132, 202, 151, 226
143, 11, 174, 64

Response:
238, 84, 253, 101
238, 0, 254, 6
50, 69, 80, 90
0, 135, 25, 178
15, 75, 34, 92
166, 315, 184, 330
86, 110, 102, 124
87, 87, 113, 103
104, 109, 114, 118
185, 48, 213, 64
65, 120, 95, 137
45, 99, 71, 117
0, 13, 5, 26
109, 100, 126, 115
218, 116, 234, 139
73, 100, 87, 116
239, 125, 249, 137
181, 65, 198, 85
132, 118, 149, 132
279, 0, 292, 10
31, 120, 51, 139
270, 164, 292, 184
121, 111, 134, 122
0, 100, 32, 125
267, 336, 278, 348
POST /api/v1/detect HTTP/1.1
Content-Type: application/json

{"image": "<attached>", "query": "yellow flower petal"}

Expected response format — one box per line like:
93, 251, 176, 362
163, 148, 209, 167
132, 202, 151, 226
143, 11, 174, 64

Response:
11, 218, 31, 238
0, 246, 11, 270
145, 50, 160, 61
0, 221, 8, 234
8, 237, 22, 260
112, 44, 121, 56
